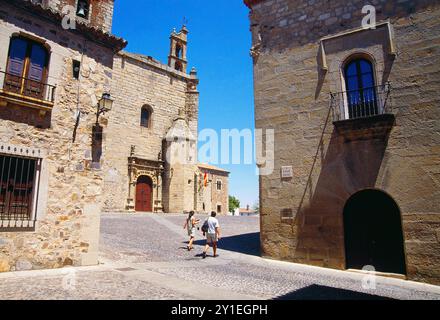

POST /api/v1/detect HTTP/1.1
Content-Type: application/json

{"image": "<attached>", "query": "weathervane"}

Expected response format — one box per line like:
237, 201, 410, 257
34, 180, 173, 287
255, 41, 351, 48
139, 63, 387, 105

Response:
182, 16, 188, 27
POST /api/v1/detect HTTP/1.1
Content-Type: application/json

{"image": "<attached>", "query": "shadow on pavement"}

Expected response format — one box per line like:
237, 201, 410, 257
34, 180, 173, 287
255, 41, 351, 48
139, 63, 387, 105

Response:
273, 284, 394, 300
191, 232, 261, 256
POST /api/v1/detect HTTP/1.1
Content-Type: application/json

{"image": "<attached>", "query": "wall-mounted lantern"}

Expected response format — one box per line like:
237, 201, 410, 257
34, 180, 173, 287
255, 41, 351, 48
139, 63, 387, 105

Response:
95, 93, 113, 125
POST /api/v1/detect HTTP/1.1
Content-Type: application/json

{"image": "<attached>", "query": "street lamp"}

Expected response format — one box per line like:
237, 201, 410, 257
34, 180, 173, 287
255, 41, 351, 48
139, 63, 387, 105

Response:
96, 93, 113, 125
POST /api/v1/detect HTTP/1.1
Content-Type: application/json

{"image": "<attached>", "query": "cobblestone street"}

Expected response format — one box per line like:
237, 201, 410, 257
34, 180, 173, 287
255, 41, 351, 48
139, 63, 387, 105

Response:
1, 214, 440, 300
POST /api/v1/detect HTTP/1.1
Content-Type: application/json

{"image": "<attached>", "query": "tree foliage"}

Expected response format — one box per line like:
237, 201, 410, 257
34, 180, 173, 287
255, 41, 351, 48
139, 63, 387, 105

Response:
229, 195, 240, 213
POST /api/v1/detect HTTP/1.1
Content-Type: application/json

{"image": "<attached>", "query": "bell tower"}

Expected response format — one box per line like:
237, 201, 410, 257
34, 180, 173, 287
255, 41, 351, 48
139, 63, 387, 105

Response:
168, 25, 188, 73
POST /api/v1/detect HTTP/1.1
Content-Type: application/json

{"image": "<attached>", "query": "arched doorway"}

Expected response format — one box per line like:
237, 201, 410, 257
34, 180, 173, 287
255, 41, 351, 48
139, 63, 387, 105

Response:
343, 189, 406, 275
135, 176, 153, 212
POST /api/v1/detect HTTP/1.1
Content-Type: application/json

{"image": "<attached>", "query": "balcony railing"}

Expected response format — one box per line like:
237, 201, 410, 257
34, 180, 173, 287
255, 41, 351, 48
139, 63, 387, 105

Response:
0, 70, 56, 106
330, 83, 392, 122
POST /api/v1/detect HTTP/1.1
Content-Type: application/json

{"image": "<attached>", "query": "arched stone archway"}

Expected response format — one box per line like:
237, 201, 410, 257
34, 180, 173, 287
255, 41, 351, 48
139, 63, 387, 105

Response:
135, 175, 153, 212
343, 189, 407, 275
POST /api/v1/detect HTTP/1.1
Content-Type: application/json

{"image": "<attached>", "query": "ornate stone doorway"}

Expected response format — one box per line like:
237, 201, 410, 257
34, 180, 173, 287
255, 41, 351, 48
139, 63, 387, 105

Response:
126, 146, 164, 213
135, 176, 153, 212
343, 189, 407, 275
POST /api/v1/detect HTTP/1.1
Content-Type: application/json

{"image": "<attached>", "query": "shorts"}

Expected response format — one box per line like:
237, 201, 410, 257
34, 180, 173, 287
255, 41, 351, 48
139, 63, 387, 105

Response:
188, 228, 196, 237
206, 233, 218, 243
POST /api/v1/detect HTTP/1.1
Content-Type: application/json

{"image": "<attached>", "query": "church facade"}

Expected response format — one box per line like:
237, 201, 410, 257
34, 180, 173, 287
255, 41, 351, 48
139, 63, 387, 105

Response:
103, 27, 230, 214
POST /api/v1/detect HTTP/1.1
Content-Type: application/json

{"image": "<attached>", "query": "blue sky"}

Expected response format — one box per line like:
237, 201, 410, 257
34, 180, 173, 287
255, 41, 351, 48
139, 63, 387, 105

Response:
112, 0, 258, 208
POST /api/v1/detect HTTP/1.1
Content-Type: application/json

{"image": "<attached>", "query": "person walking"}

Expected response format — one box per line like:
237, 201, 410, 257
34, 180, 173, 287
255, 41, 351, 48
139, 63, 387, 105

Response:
202, 211, 221, 259
183, 211, 199, 251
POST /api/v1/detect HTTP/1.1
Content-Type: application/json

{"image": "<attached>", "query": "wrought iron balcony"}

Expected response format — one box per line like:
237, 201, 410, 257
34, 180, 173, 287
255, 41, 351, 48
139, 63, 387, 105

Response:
330, 83, 392, 122
0, 70, 56, 114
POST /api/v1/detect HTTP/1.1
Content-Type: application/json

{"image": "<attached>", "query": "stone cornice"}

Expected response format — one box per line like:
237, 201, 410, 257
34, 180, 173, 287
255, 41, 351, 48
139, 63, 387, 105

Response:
244, 0, 265, 8
2, 0, 127, 52
118, 51, 198, 83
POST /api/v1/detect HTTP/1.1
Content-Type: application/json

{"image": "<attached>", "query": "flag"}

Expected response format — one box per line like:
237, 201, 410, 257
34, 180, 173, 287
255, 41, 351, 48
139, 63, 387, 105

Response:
204, 172, 208, 187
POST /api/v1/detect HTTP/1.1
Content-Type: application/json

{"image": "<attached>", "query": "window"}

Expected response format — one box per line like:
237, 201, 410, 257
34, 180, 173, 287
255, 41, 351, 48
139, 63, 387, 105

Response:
175, 61, 183, 72
140, 105, 152, 128
76, 0, 90, 19
0, 154, 41, 229
175, 44, 182, 58
217, 205, 222, 214
344, 58, 378, 119
216, 180, 222, 191
4, 37, 50, 100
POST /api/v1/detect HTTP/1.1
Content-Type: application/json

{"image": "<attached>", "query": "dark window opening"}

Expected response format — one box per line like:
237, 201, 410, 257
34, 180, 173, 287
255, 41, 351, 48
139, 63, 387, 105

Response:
175, 61, 183, 72
141, 106, 152, 128
175, 44, 182, 58
0, 155, 38, 225
76, 0, 90, 19
72, 59, 81, 79
216, 180, 222, 191
217, 205, 222, 214
344, 58, 378, 119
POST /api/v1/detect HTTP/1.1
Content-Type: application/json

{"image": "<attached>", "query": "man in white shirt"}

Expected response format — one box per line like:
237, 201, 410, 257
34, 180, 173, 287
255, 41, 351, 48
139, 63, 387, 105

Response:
202, 211, 221, 259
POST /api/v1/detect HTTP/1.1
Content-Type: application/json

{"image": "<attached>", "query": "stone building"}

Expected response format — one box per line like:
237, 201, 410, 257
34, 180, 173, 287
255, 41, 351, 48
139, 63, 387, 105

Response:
0, 0, 126, 271
102, 27, 230, 215
0, 0, 229, 273
197, 164, 230, 215
244, 0, 440, 285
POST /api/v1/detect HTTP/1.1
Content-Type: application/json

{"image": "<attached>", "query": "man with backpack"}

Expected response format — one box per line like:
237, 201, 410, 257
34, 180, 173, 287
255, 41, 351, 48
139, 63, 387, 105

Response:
201, 211, 221, 259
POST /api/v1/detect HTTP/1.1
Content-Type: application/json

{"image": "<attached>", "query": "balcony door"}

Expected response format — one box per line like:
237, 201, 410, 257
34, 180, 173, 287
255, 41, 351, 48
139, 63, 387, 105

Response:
5, 37, 49, 100
344, 58, 378, 119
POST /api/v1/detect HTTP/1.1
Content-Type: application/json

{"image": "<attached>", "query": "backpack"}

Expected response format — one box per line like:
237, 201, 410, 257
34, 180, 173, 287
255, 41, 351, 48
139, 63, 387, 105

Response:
201, 219, 209, 233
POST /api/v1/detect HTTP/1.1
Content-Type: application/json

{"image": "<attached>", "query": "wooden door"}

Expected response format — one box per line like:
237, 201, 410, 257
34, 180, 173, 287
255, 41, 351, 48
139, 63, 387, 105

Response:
135, 176, 152, 212
344, 189, 406, 275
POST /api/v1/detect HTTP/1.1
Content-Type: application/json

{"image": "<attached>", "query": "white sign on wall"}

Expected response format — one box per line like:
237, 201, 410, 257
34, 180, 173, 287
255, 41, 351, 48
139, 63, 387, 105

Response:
281, 166, 293, 179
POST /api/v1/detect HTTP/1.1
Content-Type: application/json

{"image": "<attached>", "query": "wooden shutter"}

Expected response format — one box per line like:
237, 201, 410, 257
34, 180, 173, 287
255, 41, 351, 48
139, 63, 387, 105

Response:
5, 38, 27, 94
25, 43, 47, 99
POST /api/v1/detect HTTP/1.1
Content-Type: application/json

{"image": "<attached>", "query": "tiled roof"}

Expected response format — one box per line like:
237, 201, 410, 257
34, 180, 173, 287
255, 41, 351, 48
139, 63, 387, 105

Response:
198, 163, 230, 174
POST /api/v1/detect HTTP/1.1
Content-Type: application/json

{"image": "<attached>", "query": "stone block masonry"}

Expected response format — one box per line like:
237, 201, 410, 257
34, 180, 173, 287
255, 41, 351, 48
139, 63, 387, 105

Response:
245, 0, 440, 285
0, 0, 121, 272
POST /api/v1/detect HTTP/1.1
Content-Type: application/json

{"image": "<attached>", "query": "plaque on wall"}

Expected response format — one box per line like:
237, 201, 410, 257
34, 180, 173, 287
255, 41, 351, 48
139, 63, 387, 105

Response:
281, 166, 293, 179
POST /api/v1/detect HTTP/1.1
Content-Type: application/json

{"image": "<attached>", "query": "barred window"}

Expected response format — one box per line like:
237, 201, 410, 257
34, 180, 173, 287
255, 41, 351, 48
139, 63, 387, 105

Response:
0, 154, 41, 230
216, 180, 222, 191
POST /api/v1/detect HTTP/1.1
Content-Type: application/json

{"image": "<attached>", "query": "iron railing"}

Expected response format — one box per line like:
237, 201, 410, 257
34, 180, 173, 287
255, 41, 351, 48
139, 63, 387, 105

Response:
0, 155, 40, 229
0, 70, 56, 103
330, 83, 392, 121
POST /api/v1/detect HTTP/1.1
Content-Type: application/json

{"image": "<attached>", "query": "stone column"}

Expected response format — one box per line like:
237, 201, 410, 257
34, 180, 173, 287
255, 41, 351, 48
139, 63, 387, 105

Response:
155, 171, 164, 213
126, 163, 136, 212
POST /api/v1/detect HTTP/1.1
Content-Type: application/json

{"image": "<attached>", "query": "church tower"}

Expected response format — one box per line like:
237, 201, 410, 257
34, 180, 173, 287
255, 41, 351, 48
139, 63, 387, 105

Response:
168, 25, 188, 73
162, 109, 197, 213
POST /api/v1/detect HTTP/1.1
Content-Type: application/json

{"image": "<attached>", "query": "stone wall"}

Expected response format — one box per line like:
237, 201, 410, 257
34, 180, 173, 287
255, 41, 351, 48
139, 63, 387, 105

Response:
247, 0, 440, 284
210, 172, 229, 215
46, 0, 114, 33
0, 2, 115, 271
196, 167, 230, 215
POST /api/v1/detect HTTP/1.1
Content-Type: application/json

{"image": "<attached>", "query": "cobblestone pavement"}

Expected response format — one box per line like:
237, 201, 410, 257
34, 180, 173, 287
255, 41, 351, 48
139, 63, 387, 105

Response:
1, 213, 440, 300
